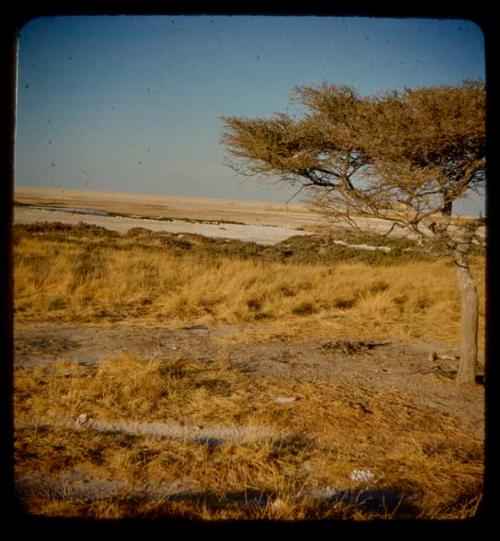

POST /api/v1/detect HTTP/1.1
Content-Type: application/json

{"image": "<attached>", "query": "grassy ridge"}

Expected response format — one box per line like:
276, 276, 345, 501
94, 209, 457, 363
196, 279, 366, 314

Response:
13, 222, 485, 346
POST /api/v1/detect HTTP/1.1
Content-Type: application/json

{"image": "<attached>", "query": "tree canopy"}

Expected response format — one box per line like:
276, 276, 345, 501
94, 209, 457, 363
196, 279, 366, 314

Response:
221, 80, 485, 238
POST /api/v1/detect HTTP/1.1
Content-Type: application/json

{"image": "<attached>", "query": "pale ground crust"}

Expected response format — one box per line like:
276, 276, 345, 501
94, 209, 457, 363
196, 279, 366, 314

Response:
14, 186, 324, 228
14, 186, 485, 244
14, 186, 413, 241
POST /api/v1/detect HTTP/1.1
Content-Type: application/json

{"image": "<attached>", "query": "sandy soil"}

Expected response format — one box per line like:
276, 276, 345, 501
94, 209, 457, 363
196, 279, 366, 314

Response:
14, 186, 325, 228
14, 321, 484, 440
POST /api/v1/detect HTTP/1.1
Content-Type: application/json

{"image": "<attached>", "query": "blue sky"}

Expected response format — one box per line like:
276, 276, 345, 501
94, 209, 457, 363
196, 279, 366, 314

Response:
15, 15, 486, 214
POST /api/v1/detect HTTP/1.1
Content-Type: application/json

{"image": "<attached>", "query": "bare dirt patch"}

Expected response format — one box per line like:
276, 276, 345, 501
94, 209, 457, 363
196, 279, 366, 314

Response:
14, 321, 484, 438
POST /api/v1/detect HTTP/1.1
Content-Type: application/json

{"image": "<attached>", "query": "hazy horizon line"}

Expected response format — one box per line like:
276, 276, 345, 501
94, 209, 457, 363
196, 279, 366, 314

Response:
13, 183, 310, 207
14, 183, 484, 217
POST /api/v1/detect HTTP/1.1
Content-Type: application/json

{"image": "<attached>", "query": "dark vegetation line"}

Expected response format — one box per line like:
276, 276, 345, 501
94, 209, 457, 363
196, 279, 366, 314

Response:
12, 222, 468, 266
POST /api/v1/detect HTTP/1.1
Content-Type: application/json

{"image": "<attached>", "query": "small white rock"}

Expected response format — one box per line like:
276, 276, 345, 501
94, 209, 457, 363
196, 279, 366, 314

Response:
75, 413, 89, 427
350, 469, 376, 483
275, 396, 298, 404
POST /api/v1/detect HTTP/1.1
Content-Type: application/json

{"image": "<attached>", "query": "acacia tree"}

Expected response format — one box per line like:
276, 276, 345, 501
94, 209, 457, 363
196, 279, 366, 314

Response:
221, 81, 486, 384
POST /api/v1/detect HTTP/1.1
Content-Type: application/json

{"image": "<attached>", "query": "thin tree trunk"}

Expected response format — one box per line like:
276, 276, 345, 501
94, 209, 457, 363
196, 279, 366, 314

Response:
455, 261, 479, 384
442, 200, 453, 216
451, 224, 479, 384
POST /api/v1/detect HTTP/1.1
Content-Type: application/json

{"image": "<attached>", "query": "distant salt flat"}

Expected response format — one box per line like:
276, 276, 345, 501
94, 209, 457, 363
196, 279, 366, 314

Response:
14, 207, 313, 246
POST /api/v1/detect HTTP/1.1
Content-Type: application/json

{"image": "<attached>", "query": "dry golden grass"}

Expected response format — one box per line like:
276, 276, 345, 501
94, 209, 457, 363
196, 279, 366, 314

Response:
13, 226, 485, 349
15, 353, 483, 520
13, 223, 485, 519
